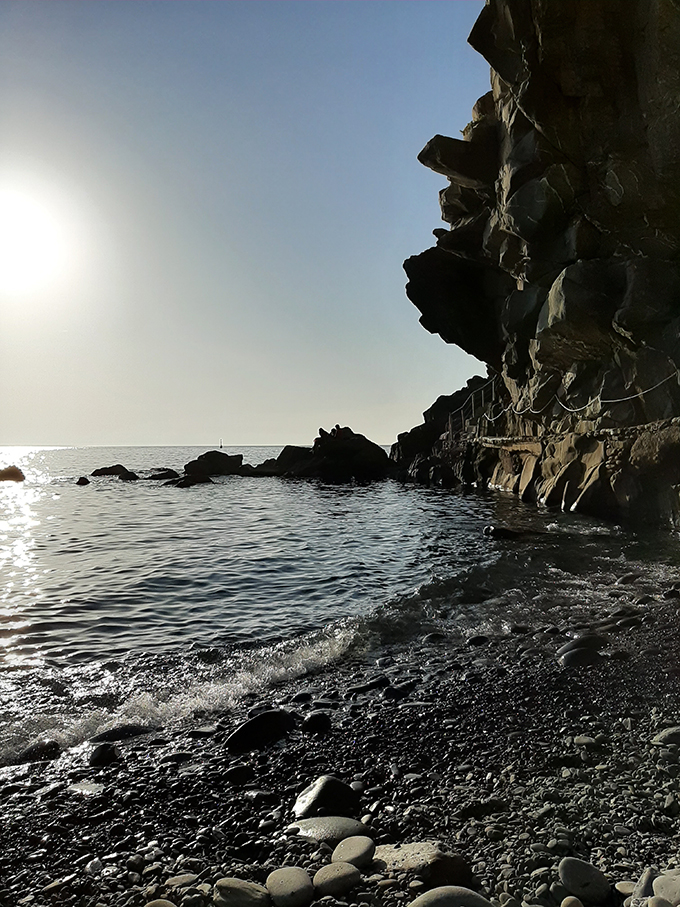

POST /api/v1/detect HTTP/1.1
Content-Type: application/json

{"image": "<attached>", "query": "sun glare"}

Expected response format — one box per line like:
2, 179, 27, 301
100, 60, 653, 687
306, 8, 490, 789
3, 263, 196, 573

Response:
0, 182, 75, 296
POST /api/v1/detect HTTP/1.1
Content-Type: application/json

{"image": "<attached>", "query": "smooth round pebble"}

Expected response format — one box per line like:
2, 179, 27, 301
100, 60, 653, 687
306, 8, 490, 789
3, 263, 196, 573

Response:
313, 862, 362, 897
615, 883, 635, 897
146, 901, 177, 907
649, 898, 675, 907
409, 888, 494, 907
653, 870, 680, 906
561, 898, 584, 907
331, 836, 376, 869
287, 816, 372, 845
266, 867, 314, 907
558, 858, 610, 904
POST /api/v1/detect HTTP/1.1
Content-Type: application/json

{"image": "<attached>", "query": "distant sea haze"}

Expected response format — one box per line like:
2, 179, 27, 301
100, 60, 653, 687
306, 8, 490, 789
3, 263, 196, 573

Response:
0, 445, 674, 761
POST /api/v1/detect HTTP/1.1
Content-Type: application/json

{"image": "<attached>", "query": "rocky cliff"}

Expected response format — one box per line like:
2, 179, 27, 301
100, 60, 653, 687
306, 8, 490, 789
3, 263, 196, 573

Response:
397, 0, 680, 525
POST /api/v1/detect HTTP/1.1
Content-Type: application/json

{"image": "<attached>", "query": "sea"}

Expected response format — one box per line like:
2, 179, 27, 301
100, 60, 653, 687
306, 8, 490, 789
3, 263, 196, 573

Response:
1, 444, 679, 763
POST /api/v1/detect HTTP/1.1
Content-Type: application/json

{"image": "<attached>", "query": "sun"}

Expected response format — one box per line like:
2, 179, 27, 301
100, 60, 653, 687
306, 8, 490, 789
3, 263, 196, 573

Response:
0, 183, 74, 296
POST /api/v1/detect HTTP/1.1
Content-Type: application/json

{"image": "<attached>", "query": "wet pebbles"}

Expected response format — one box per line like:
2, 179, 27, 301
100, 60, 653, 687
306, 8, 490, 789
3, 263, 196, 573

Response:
4, 574, 680, 907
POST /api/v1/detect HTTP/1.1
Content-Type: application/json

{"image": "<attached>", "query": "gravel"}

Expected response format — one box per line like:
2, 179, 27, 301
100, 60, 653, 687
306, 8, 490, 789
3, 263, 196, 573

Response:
4, 576, 680, 907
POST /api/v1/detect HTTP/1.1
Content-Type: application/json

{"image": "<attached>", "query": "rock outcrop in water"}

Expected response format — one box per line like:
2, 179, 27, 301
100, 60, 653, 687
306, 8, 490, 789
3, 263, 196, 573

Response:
398, 0, 680, 525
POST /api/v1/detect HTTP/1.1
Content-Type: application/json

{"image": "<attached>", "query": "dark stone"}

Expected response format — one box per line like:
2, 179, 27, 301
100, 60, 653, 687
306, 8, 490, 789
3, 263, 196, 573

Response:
301, 711, 333, 735
89, 743, 120, 767
250, 445, 315, 476
164, 475, 214, 488
293, 774, 361, 819
91, 464, 138, 480
0, 466, 25, 482
15, 739, 61, 764
75, 476, 90, 486
225, 709, 296, 754
223, 763, 256, 785
418, 132, 499, 189
147, 468, 180, 480
483, 525, 524, 539
311, 432, 393, 482
184, 450, 243, 477
90, 724, 158, 743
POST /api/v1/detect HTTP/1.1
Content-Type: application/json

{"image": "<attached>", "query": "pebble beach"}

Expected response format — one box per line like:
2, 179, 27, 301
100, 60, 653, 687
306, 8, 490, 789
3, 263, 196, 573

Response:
5, 568, 680, 907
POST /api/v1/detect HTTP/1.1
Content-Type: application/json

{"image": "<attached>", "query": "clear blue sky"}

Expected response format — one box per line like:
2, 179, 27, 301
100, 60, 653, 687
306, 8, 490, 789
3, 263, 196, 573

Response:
0, 0, 488, 446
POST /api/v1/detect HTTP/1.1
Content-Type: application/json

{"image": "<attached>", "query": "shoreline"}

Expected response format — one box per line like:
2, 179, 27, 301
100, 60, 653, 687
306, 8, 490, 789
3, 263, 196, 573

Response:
4, 568, 680, 907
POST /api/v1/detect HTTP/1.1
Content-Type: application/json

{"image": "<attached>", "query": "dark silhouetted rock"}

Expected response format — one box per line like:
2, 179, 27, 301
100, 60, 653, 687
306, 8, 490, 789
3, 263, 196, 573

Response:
309, 429, 393, 482
225, 709, 296, 754
184, 450, 243, 477
91, 464, 138, 480
75, 476, 90, 486
301, 711, 332, 735
399, 0, 680, 525
164, 475, 214, 488
90, 724, 157, 743
251, 435, 392, 482
15, 739, 61, 764
89, 743, 120, 767
147, 468, 180, 480
0, 466, 25, 482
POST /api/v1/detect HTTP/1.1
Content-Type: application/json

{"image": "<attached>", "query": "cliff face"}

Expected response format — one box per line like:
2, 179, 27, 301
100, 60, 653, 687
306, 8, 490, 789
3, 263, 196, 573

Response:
406, 0, 680, 437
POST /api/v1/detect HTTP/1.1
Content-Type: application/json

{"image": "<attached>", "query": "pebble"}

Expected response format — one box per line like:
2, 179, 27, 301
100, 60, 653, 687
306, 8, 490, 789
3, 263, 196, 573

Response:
560, 898, 583, 907
558, 858, 610, 904
293, 775, 360, 820
652, 727, 680, 746
331, 836, 375, 869
287, 816, 372, 845
165, 873, 199, 888
409, 886, 495, 907
373, 842, 472, 888
214, 878, 271, 907
225, 710, 296, 755
266, 867, 314, 907
312, 862, 362, 897
649, 898, 675, 907
653, 871, 680, 906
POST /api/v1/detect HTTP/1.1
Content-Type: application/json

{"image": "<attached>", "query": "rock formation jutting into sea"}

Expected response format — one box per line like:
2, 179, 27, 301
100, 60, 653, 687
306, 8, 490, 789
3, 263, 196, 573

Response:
393, 0, 680, 525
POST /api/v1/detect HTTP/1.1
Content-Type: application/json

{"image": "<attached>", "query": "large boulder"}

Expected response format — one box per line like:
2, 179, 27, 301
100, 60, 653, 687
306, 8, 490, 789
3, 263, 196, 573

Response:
309, 429, 393, 481
253, 432, 393, 482
0, 466, 25, 482
91, 464, 138, 480
184, 450, 243, 477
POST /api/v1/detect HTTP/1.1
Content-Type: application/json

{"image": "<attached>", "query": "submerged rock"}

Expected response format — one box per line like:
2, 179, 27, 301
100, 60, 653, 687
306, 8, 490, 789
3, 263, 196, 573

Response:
91, 464, 138, 480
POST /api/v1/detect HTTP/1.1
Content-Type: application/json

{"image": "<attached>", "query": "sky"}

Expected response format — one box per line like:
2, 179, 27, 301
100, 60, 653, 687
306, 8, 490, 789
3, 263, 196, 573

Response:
0, 0, 489, 447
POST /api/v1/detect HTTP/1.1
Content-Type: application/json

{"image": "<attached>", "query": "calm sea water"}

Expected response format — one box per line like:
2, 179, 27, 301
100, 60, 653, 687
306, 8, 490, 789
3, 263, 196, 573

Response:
1, 444, 679, 760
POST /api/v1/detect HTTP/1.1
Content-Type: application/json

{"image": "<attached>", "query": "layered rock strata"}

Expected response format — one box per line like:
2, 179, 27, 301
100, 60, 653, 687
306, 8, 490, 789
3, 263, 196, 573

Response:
400, 0, 680, 523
